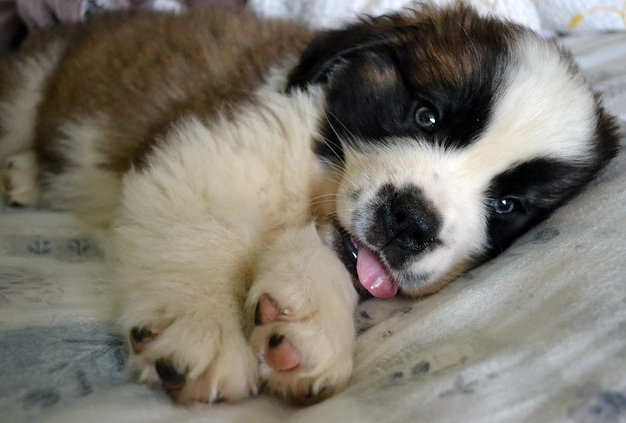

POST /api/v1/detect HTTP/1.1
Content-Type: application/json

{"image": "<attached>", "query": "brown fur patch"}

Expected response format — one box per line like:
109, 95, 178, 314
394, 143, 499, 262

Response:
31, 8, 314, 175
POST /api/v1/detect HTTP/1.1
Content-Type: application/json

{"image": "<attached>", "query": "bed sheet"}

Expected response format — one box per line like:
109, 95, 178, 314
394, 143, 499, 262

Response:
1, 30, 625, 423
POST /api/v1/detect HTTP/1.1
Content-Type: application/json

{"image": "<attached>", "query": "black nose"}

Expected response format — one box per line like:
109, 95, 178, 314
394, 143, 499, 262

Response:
372, 185, 441, 266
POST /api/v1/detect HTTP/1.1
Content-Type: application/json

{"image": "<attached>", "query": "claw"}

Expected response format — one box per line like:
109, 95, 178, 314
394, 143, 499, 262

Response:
303, 387, 316, 401
268, 334, 285, 348
213, 392, 224, 403
130, 327, 155, 354
155, 359, 186, 390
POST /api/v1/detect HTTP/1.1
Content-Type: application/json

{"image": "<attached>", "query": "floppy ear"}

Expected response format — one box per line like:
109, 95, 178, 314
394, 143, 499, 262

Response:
286, 5, 483, 91
286, 20, 391, 90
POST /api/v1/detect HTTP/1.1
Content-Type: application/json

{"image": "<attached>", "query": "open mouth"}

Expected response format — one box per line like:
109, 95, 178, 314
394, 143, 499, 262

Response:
338, 228, 399, 298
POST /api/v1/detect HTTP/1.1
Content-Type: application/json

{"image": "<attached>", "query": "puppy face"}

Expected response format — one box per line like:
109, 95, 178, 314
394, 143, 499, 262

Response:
289, 6, 619, 297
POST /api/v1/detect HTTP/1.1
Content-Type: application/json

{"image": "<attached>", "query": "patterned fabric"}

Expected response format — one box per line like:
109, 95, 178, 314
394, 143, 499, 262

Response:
249, 0, 626, 34
537, 0, 626, 34
1, 0, 625, 58
248, 0, 542, 31
1, 31, 625, 423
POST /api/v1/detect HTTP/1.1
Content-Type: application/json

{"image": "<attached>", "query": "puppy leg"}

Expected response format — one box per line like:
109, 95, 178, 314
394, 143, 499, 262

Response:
121, 273, 259, 404
1, 151, 40, 206
110, 89, 325, 403
113, 158, 263, 403
246, 224, 359, 403
0, 37, 70, 207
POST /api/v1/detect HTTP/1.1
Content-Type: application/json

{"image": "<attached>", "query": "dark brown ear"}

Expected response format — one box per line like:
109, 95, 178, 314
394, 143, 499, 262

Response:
285, 4, 497, 91
286, 18, 393, 90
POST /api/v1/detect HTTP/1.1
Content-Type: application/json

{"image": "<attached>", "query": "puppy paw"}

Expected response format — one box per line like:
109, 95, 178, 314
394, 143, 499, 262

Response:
125, 310, 258, 404
1, 151, 39, 207
244, 225, 358, 403
248, 291, 355, 403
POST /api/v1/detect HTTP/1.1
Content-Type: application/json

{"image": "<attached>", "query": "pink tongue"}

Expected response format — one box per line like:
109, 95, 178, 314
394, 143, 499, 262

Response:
355, 241, 398, 298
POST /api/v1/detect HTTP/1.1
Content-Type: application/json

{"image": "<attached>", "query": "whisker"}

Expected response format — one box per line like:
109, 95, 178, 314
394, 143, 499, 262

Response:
310, 200, 338, 208
319, 113, 346, 166
311, 193, 341, 199
317, 133, 362, 188
310, 196, 341, 206
326, 111, 360, 145
316, 150, 361, 189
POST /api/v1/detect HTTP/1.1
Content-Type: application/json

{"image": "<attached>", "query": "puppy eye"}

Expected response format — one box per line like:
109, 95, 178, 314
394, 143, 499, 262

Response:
491, 197, 521, 214
415, 105, 438, 131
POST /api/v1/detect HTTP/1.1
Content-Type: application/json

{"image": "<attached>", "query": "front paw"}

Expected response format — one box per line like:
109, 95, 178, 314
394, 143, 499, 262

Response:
1, 151, 40, 207
248, 292, 355, 403
125, 310, 258, 404
244, 225, 359, 403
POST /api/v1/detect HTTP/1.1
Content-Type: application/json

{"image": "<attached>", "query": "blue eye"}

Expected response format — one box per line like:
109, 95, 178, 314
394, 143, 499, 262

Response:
491, 197, 519, 214
415, 105, 438, 131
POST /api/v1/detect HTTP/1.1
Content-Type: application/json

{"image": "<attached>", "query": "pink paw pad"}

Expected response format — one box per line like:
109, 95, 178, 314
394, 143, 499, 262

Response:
255, 294, 302, 372
266, 334, 300, 371
255, 294, 283, 326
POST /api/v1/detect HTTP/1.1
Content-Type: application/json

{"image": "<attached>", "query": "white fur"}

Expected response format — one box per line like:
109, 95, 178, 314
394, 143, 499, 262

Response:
42, 117, 122, 227
0, 41, 66, 159
246, 224, 358, 399
468, 35, 596, 175
112, 86, 357, 401
336, 141, 487, 294
334, 34, 599, 295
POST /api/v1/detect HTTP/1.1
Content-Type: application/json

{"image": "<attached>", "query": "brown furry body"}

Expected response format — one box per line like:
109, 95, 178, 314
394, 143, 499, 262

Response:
19, 10, 312, 174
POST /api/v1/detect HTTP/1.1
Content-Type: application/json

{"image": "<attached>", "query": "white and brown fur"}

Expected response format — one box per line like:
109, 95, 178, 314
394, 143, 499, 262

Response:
0, 5, 619, 404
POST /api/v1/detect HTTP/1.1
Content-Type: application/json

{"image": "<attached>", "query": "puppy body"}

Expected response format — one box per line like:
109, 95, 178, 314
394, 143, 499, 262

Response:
0, 9, 358, 402
0, 10, 315, 225
0, 5, 619, 403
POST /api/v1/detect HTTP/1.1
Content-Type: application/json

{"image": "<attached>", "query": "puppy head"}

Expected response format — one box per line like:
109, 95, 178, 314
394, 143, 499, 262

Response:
289, 5, 620, 298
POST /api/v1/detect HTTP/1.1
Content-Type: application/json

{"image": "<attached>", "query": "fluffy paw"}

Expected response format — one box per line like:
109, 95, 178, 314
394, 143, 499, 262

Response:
125, 311, 258, 404
248, 292, 355, 403
245, 225, 358, 403
1, 151, 39, 206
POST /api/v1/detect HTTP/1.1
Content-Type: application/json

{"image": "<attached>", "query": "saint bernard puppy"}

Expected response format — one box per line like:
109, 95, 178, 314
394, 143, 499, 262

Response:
0, 4, 619, 404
